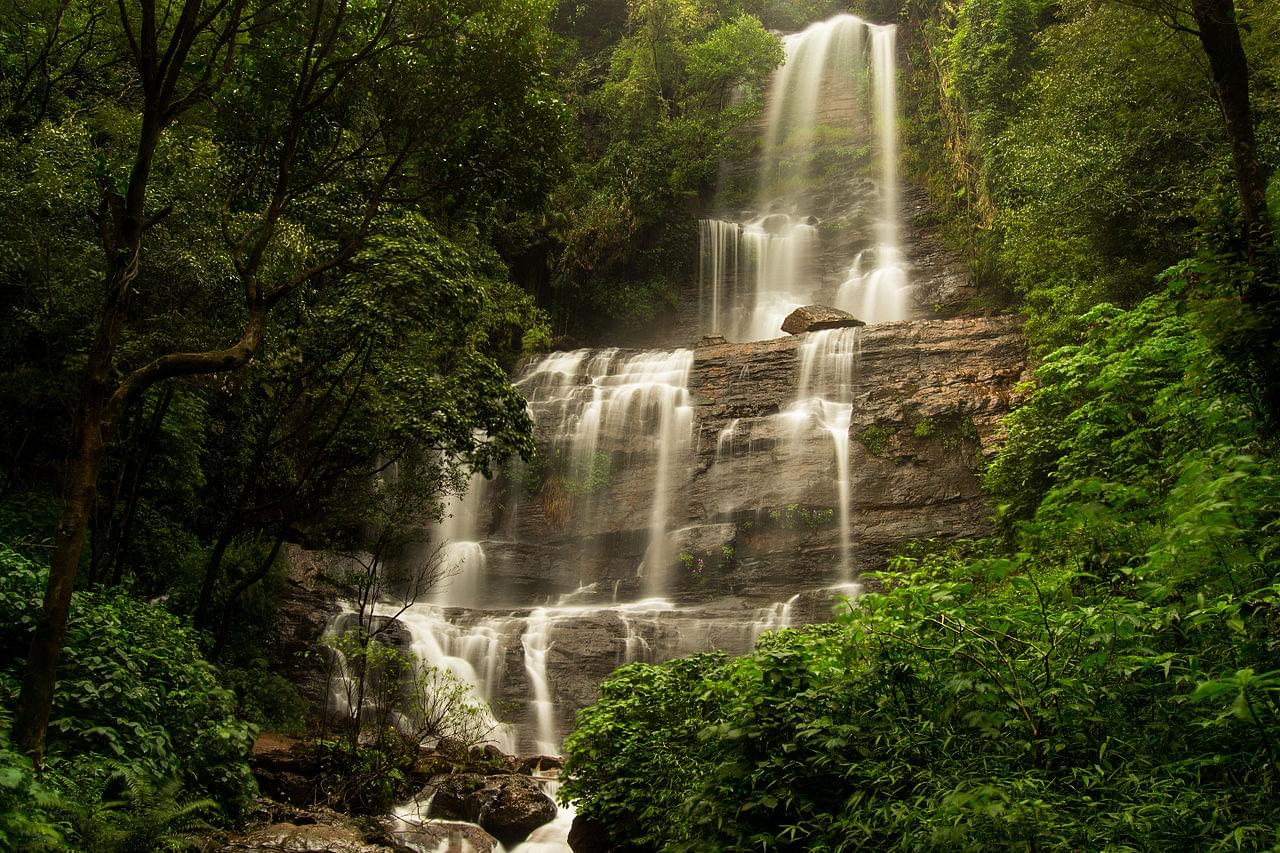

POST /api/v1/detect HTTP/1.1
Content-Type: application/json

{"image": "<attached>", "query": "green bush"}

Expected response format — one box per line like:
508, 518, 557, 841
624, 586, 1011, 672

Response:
0, 728, 62, 851
561, 653, 736, 849
0, 547, 257, 813
59, 764, 219, 853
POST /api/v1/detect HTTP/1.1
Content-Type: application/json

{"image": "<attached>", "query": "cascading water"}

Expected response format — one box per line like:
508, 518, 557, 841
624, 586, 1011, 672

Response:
699, 14, 908, 340
428, 470, 490, 608
521, 608, 558, 756
307, 16, 973, 853
515, 348, 695, 598
778, 326, 862, 579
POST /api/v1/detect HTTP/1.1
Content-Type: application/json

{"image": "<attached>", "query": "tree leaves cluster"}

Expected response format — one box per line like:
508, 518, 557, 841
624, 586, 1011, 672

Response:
896, 0, 1278, 350
0, 0, 567, 815
545, 0, 782, 333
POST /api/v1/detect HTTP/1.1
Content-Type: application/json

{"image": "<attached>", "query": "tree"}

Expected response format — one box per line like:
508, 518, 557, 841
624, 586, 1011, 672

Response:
9, 0, 563, 763
1188, 0, 1273, 270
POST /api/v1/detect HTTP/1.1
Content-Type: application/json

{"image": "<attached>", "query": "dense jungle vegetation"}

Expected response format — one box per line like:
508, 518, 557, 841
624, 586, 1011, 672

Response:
0, 0, 1276, 850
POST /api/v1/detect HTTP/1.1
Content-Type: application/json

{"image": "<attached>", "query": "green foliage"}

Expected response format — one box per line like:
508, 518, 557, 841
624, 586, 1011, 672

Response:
856, 424, 895, 456
59, 764, 219, 853
899, 0, 1279, 351
549, 0, 782, 332
320, 620, 498, 812
560, 653, 736, 848
766, 504, 835, 530
0, 727, 62, 851
219, 665, 308, 733
315, 736, 414, 815
563, 296, 1280, 851
0, 547, 257, 812
563, 451, 614, 497
984, 294, 1217, 529
945, 0, 1047, 142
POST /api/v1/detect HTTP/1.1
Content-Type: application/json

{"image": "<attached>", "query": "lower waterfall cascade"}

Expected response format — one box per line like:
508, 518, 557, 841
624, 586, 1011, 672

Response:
317, 312, 1027, 850
315, 311, 1026, 850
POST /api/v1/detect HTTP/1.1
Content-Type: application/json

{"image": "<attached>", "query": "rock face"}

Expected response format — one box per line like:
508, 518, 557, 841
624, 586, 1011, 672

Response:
250, 733, 320, 807
478, 316, 1026, 607
278, 315, 1028, 756
781, 304, 866, 335
428, 316, 1026, 748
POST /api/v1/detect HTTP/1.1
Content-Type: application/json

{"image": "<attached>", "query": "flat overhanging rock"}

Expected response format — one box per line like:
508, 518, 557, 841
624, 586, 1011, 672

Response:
781, 305, 867, 335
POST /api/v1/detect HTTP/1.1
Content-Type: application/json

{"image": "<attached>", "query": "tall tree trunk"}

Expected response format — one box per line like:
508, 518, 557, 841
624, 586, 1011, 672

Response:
1190, 0, 1273, 273
108, 385, 174, 586
12, 99, 157, 760
11, 259, 134, 760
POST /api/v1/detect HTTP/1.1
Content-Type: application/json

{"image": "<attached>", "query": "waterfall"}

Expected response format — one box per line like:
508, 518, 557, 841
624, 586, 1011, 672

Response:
429, 470, 490, 608
521, 609, 558, 756
835, 24, 908, 323
699, 219, 738, 336
699, 14, 908, 340
778, 327, 862, 580
515, 348, 694, 598
321, 602, 518, 755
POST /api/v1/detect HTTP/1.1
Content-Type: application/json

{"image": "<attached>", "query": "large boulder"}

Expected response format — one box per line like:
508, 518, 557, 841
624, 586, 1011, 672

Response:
518, 754, 564, 775
780, 304, 866, 335
476, 776, 559, 847
425, 773, 491, 821
425, 773, 557, 847
377, 817, 498, 853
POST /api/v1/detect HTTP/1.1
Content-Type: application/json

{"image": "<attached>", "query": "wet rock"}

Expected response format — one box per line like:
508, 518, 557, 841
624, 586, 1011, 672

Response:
781, 304, 867, 335
476, 775, 558, 847
426, 773, 491, 822
469, 742, 520, 771
221, 805, 393, 853
668, 523, 736, 558
518, 754, 564, 775
697, 334, 728, 347
424, 773, 556, 847
367, 616, 413, 654
758, 212, 793, 234
568, 813, 618, 853
378, 817, 498, 853
411, 747, 455, 779
250, 733, 319, 808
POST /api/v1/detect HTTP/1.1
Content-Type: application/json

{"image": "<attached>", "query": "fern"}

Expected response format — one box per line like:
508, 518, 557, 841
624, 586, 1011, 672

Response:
63, 763, 220, 853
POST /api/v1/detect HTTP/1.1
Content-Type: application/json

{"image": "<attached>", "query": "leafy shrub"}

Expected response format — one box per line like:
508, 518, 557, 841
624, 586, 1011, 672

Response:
561, 653, 735, 849
220, 665, 308, 733
59, 764, 218, 853
0, 547, 257, 812
0, 727, 62, 851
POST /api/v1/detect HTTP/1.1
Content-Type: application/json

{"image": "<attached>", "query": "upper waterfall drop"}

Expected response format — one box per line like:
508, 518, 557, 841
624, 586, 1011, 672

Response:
699, 14, 908, 341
